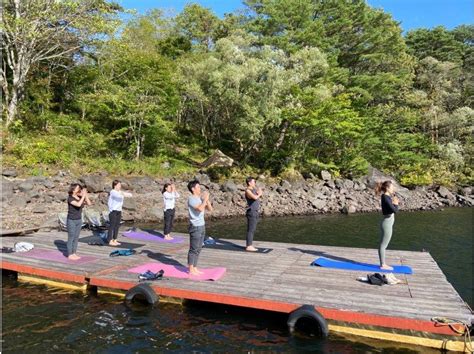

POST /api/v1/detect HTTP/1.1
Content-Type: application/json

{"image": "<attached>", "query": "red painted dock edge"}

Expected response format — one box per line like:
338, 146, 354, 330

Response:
1, 260, 464, 338
88, 276, 463, 337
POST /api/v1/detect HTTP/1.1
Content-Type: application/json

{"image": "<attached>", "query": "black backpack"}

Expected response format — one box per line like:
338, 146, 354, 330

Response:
368, 273, 385, 286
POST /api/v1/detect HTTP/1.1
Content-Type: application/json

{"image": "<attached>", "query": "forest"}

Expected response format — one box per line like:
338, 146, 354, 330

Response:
1, 0, 473, 187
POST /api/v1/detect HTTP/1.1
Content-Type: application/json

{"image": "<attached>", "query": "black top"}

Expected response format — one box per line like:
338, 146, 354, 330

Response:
381, 194, 398, 215
67, 195, 84, 220
245, 188, 260, 213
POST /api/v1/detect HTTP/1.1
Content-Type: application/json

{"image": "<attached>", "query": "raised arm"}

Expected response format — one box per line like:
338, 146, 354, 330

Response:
245, 187, 262, 200
191, 192, 209, 212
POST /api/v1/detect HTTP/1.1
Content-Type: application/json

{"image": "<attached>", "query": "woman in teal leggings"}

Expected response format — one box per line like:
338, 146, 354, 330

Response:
376, 180, 399, 270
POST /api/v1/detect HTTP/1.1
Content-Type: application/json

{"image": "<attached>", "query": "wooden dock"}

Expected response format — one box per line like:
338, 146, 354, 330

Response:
1, 229, 473, 352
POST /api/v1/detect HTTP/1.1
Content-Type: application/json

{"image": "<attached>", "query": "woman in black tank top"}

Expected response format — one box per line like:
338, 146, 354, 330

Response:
244, 177, 263, 252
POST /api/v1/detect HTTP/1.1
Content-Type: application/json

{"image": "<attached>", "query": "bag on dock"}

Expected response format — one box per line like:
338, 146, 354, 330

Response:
13, 242, 34, 252
109, 249, 136, 257
138, 269, 165, 281
367, 273, 385, 286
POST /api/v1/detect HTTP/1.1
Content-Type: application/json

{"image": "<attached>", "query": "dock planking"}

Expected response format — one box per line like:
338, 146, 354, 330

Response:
1, 228, 473, 349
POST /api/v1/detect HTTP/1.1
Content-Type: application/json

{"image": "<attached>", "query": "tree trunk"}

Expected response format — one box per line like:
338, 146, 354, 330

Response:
6, 87, 19, 127
275, 120, 290, 150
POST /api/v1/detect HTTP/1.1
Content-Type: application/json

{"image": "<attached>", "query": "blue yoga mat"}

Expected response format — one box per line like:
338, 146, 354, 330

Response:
311, 257, 413, 274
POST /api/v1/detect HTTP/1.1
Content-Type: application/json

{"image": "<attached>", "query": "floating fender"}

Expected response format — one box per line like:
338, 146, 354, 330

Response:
125, 283, 159, 305
287, 305, 329, 338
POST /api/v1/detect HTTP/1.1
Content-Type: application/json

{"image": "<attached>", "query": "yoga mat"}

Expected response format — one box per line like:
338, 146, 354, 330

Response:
123, 230, 184, 244
19, 248, 98, 264
79, 236, 144, 249
204, 241, 272, 254
311, 257, 413, 274
128, 262, 226, 281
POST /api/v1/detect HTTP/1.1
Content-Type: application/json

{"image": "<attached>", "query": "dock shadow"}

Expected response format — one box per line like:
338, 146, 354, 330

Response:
203, 239, 273, 253
139, 249, 185, 268
288, 247, 361, 264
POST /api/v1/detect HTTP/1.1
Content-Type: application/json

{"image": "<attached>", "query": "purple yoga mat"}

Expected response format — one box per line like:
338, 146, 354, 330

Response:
123, 230, 184, 244
128, 262, 226, 281
19, 248, 98, 264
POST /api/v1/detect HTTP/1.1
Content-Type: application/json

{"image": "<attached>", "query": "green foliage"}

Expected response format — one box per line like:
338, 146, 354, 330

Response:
2, 1, 472, 186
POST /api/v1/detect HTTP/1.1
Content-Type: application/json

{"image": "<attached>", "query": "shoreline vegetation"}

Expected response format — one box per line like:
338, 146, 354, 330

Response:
1, 1, 473, 231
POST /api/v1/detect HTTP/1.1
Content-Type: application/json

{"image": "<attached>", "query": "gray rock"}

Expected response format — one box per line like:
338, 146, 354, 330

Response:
27, 189, 41, 199
18, 182, 34, 192
33, 205, 47, 214
1, 179, 13, 200
2, 169, 17, 177
311, 198, 327, 209
147, 206, 162, 219
221, 180, 238, 193
280, 180, 291, 189
320, 170, 332, 181
461, 187, 472, 196
161, 161, 171, 169
11, 197, 28, 208
342, 204, 357, 214
334, 179, 344, 189
122, 198, 137, 211
194, 173, 211, 185
80, 175, 105, 193
343, 180, 354, 189
325, 180, 336, 189
200, 149, 234, 168
43, 179, 55, 189
312, 191, 327, 200
437, 186, 453, 199
276, 186, 285, 194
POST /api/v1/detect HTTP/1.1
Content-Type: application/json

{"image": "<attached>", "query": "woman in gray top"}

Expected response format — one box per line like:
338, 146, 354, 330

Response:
245, 177, 263, 252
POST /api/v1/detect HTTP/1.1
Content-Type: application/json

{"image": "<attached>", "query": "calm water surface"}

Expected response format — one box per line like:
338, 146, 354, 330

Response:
2, 208, 472, 353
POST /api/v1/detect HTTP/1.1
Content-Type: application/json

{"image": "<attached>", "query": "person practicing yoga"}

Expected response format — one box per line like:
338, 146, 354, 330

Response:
67, 183, 91, 260
162, 182, 179, 240
187, 180, 213, 275
244, 177, 263, 252
107, 180, 132, 246
375, 180, 399, 270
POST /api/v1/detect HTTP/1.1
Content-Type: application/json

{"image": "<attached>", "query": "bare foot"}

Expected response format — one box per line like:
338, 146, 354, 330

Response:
68, 254, 80, 260
115, 241, 121, 245
109, 241, 117, 246
194, 268, 204, 275
246, 246, 258, 252
380, 264, 393, 270
164, 235, 174, 240
189, 268, 200, 276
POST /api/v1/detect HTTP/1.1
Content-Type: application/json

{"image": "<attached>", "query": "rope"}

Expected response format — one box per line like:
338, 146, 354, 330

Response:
431, 317, 473, 353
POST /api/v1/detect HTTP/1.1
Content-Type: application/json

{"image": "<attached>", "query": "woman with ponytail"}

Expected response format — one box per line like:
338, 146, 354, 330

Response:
375, 180, 399, 270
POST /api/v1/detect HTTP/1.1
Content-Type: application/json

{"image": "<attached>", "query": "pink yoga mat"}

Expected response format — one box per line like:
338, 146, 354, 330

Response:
123, 230, 184, 244
128, 262, 226, 281
19, 248, 98, 264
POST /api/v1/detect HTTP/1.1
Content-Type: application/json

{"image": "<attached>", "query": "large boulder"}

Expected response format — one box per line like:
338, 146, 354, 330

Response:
320, 170, 332, 181
1, 178, 13, 200
221, 180, 238, 193
122, 198, 137, 211
18, 181, 34, 192
363, 166, 407, 192
2, 169, 17, 177
310, 198, 327, 210
79, 175, 105, 193
437, 186, 454, 199
200, 149, 234, 168
193, 173, 211, 185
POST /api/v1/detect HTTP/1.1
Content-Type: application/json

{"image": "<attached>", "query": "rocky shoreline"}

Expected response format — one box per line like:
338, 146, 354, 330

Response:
1, 168, 473, 231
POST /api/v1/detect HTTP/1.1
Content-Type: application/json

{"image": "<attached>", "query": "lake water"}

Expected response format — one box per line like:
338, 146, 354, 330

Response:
2, 208, 472, 353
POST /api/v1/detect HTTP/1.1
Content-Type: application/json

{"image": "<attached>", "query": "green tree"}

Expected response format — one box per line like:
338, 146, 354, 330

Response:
1, 0, 120, 127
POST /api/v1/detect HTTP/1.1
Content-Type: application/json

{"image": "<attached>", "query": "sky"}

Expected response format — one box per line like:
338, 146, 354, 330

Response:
116, 0, 472, 32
